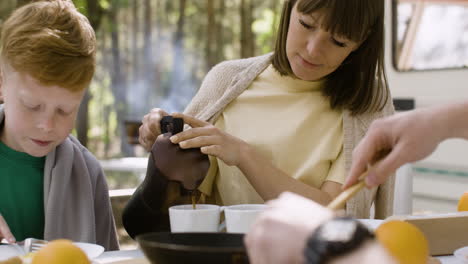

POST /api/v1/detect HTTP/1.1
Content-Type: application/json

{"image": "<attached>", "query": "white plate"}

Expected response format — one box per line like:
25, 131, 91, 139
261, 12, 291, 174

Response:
357, 219, 384, 231
0, 244, 24, 260
74, 242, 105, 259
454, 246, 468, 263
0, 242, 104, 261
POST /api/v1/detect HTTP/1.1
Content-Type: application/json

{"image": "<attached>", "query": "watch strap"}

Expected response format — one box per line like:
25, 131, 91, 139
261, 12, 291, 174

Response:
304, 216, 374, 264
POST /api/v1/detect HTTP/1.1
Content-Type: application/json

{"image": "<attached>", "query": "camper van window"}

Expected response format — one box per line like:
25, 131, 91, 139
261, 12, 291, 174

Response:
393, 0, 468, 71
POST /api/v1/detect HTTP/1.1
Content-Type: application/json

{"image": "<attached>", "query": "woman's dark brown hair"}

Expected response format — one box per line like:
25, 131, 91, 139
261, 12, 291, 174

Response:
272, 0, 389, 115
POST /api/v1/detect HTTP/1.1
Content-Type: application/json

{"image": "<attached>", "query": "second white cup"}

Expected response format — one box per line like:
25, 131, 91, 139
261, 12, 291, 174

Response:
223, 204, 267, 234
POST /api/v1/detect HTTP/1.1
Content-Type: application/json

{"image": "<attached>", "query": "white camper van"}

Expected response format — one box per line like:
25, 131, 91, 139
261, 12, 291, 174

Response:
387, 0, 468, 214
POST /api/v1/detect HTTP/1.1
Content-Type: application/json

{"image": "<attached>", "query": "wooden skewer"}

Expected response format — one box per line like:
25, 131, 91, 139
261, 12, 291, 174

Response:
327, 150, 389, 210
327, 171, 368, 210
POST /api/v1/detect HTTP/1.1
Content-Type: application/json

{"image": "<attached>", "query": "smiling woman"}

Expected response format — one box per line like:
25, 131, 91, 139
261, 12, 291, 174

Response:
123, 0, 395, 239
273, 0, 388, 114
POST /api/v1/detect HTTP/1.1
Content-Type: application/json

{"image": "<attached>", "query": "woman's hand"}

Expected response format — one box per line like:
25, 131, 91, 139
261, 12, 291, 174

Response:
245, 192, 334, 264
170, 113, 249, 166
139, 108, 169, 151
0, 214, 15, 243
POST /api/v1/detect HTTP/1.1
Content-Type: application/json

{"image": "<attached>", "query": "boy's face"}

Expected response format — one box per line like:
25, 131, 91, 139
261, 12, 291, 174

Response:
0, 66, 85, 157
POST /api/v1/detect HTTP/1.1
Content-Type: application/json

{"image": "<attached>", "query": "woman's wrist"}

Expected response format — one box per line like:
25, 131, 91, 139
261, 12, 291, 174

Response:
236, 141, 257, 169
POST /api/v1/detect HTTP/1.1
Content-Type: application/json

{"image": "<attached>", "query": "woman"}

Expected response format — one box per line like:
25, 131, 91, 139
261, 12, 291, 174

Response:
129, 0, 394, 233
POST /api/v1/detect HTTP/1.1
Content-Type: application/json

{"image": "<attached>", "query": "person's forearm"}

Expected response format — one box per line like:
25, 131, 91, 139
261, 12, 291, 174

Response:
236, 144, 335, 205
435, 101, 468, 140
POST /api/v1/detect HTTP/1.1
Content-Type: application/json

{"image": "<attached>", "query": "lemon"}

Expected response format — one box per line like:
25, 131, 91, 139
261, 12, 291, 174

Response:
457, 192, 468, 211
31, 239, 90, 264
375, 220, 429, 264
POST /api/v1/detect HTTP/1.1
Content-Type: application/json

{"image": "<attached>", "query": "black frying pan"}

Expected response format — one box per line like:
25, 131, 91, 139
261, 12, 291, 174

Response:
137, 232, 249, 264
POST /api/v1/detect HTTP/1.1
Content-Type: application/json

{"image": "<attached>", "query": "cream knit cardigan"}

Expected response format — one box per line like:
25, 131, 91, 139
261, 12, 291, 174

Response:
184, 54, 395, 219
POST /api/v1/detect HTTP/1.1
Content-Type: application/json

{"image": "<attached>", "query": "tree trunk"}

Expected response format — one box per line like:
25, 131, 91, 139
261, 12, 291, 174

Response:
122, 4, 131, 86
143, 0, 152, 61
103, 105, 111, 158
166, 0, 187, 112
75, 0, 104, 147
109, 4, 133, 156
175, 0, 186, 45
99, 30, 111, 158
153, 0, 163, 97
142, 0, 153, 113
215, 0, 225, 63
205, 0, 216, 71
240, 0, 255, 58
86, 0, 104, 31
132, 0, 139, 82
271, 0, 280, 48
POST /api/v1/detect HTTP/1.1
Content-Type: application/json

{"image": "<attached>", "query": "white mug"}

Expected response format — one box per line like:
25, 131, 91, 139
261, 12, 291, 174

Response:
169, 204, 221, 233
223, 204, 267, 234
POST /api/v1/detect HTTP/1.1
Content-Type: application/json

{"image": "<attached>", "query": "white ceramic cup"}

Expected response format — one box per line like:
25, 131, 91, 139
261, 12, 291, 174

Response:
223, 204, 267, 234
169, 204, 222, 233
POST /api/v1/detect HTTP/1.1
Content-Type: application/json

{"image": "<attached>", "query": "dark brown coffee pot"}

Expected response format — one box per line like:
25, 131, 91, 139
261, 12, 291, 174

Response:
122, 116, 210, 237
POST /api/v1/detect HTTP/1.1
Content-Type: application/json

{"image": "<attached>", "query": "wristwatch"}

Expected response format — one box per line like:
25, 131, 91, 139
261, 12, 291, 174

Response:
304, 216, 374, 264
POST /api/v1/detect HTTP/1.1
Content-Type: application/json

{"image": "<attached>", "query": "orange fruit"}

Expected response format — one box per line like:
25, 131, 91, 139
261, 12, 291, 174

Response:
31, 239, 90, 264
457, 192, 468, 211
375, 220, 429, 264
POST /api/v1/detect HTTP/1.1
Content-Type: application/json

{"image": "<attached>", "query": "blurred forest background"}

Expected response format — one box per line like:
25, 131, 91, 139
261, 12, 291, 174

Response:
0, 0, 282, 159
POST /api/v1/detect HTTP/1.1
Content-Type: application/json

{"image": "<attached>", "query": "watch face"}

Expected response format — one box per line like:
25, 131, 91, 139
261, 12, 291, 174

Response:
318, 219, 357, 242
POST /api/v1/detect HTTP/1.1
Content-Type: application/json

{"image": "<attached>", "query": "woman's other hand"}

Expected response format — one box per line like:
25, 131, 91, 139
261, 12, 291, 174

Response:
139, 108, 169, 151
170, 113, 249, 166
245, 192, 334, 264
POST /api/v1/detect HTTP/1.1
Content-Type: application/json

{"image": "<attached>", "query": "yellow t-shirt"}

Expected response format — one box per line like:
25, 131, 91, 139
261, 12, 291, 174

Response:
198, 65, 344, 205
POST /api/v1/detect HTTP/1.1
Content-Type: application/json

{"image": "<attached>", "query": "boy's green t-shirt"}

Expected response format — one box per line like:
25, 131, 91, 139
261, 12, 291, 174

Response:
0, 140, 45, 241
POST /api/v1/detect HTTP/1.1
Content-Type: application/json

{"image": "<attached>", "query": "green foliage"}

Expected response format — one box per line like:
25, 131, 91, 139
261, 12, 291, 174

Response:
72, 0, 86, 13
100, 0, 111, 10
72, 0, 110, 17
253, 9, 277, 54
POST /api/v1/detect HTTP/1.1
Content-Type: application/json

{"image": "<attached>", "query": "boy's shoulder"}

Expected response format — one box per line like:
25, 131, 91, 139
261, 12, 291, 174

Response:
54, 135, 101, 170
62, 135, 93, 156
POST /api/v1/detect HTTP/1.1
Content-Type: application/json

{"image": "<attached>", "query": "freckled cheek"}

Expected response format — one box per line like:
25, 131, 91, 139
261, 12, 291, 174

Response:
7, 122, 31, 144
56, 118, 76, 138
9, 111, 33, 134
